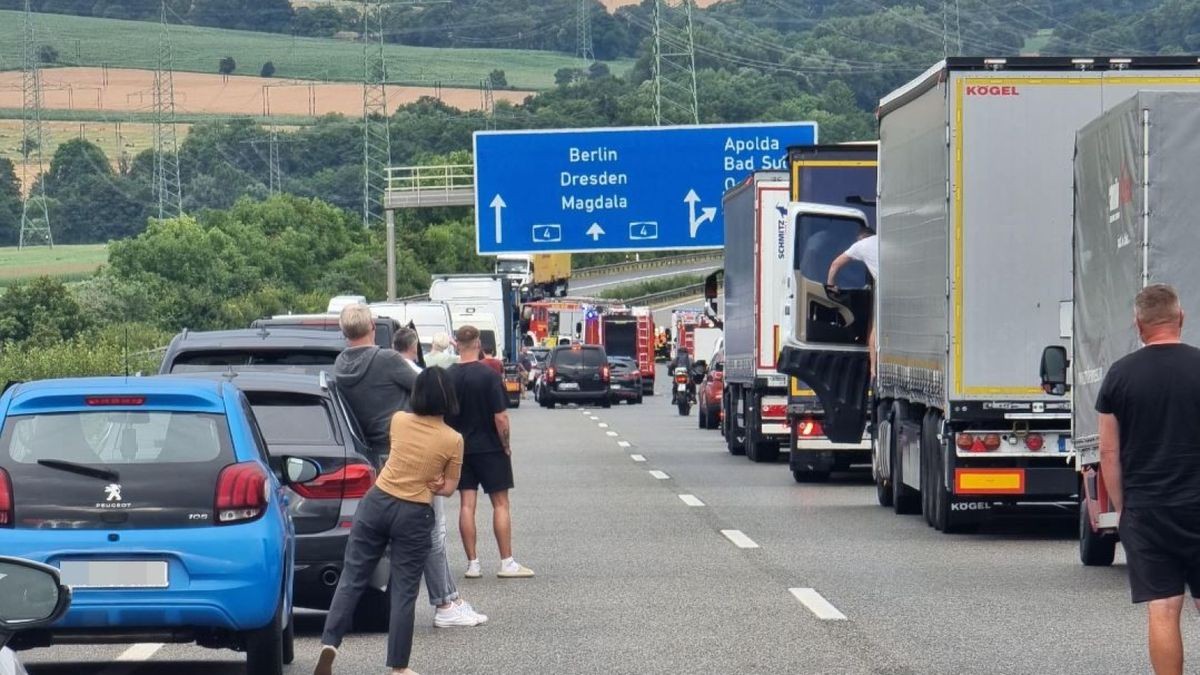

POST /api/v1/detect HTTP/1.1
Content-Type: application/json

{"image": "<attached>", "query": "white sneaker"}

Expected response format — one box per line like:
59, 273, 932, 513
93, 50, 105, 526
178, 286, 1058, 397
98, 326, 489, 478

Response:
464, 560, 482, 579
434, 603, 480, 628
497, 560, 535, 578
458, 600, 488, 624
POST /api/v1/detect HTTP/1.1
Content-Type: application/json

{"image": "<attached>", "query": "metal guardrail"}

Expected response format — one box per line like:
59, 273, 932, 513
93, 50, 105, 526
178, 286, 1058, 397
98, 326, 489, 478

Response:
621, 282, 709, 308
384, 164, 475, 208
572, 252, 722, 280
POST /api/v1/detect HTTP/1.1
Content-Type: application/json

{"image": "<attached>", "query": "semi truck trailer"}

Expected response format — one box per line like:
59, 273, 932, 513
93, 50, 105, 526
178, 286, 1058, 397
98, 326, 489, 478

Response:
780, 56, 1200, 533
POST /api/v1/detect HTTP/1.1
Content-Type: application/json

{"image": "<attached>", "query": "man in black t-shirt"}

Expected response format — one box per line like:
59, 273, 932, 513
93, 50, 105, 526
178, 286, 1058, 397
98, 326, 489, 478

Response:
447, 325, 534, 580
1096, 284, 1200, 675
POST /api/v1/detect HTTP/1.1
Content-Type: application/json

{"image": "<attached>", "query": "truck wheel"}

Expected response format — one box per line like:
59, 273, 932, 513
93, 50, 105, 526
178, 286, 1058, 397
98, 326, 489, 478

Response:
745, 400, 779, 463
1079, 496, 1117, 566
926, 413, 950, 531
874, 401, 893, 507
920, 411, 938, 527
890, 402, 920, 515
725, 389, 746, 456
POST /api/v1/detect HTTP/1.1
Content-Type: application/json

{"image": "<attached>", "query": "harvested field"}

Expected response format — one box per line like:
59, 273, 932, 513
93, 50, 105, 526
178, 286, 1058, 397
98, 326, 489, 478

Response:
0, 68, 532, 118
0, 244, 108, 285
0, 120, 179, 193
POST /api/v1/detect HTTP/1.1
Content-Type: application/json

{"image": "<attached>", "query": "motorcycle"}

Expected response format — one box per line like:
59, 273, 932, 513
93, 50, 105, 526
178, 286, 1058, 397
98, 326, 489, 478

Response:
672, 367, 694, 416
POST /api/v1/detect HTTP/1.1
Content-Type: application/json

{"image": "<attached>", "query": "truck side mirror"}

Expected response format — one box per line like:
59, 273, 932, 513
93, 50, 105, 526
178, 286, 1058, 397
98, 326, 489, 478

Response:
1040, 345, 1070, 396
704, 272, 720, 301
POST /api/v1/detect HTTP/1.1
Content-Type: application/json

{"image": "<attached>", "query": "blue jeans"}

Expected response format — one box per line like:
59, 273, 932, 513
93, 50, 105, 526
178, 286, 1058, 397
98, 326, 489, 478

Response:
424, 495, 459, 606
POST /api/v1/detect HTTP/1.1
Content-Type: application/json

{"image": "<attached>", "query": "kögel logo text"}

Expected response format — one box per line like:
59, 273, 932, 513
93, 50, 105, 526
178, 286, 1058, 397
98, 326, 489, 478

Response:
965, 85, 1019, 96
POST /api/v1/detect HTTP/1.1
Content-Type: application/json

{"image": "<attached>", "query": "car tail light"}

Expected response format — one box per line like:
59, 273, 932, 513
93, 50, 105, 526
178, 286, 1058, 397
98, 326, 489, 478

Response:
955, 433, 973, 450
86, 396, 145, 406
1025, 434, 1045, 452
546, 367, 556, 383
795, 418, 824, 437
290, 463, 376, 500
601, 365, 611, 383
762, 403, 787, 419
215, 462, 268, 525
983, 434, 1002, 451
0, 467, 11, 527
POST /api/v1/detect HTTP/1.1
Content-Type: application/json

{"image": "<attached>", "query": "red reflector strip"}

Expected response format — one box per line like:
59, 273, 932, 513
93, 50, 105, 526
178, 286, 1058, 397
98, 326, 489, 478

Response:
954, 469, 1026, 495
86, 396, 146, 406
762, 404, 787, 419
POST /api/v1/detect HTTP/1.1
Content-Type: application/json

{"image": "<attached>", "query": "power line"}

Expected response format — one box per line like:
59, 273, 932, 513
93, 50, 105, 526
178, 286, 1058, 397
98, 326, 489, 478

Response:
19, 0, 52, 249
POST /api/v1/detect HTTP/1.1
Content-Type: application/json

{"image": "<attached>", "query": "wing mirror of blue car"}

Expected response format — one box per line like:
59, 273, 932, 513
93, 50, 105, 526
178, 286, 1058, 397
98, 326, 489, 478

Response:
0, 557, 72, 649
1040, 345, 1070, 397
283, 457, 322, 485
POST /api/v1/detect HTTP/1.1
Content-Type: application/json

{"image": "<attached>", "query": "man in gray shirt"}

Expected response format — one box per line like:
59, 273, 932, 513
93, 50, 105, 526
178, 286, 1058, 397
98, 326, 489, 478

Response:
334, 304, 415, 466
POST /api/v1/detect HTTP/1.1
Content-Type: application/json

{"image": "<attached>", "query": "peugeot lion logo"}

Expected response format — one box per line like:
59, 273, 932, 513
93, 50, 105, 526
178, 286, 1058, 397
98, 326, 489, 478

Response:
104, 484, 122, 502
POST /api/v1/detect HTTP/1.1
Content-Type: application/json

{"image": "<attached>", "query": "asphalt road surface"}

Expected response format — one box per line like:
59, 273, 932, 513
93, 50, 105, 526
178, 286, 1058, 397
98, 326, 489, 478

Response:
21, 368, 1174, 674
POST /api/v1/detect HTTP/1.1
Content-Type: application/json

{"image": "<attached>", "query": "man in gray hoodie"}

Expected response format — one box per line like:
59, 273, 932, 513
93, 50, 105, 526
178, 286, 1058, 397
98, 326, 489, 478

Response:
335, 304, 415, 466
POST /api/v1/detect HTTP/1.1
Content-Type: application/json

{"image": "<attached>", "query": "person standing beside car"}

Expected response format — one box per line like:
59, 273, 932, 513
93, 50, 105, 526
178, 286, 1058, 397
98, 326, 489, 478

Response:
1096, 284, 1200, 675
315, 367, 465, 675
448, 325, 534, 579
426, 332, 459, 369
391, 327, 488, 629
334, 304, 415, 468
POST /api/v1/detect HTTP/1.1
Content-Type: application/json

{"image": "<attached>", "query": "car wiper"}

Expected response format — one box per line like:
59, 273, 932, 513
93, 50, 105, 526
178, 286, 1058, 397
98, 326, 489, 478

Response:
36, 459, 119, 482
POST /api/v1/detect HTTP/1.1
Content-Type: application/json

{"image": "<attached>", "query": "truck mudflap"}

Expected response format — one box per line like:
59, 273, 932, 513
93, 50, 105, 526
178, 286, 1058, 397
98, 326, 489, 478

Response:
777, 344, 869, 444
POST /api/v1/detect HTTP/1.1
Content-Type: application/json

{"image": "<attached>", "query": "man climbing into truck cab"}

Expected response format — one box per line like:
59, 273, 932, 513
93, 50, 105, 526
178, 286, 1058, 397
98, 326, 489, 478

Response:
826, 225, 879, 377
1096, 284, 1200, 675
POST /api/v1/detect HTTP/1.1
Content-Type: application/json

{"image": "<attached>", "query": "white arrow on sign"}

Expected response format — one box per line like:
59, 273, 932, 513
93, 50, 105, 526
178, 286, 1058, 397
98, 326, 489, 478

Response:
685, 189, 717, 238
490, 194, 506, 244
586, 223, 605, 241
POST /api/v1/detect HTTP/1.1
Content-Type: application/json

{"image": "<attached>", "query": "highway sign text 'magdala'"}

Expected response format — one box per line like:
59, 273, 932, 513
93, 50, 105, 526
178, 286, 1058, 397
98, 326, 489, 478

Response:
473, 122, 818, 254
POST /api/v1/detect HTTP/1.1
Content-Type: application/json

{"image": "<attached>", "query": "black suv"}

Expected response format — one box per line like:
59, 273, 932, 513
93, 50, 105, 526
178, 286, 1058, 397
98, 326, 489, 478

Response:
174, 370, 390, 628
251, 315, 401, 351
159, 328, 348, 375
539, 344, 611, 409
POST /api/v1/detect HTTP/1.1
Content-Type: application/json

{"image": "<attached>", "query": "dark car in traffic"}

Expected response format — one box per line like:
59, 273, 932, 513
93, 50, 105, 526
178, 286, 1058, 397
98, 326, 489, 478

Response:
176, 371, 386, 625
159, 328, 348, 375
607, 356, 644, 405
698, 350, 724, 429
538, 344, 611, 408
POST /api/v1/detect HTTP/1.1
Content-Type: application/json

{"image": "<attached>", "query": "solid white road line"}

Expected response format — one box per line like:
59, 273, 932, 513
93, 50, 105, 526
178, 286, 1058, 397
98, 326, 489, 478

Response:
720, 529, 760, 549
606, 431, 619, 437
598, 422, 609, 428
115, 643, 164, 661
789, 588, 848, 621
678, 494, 705, 507
649, 470, 670, 480
617, 440, 631, 448
631, 454, 647, 462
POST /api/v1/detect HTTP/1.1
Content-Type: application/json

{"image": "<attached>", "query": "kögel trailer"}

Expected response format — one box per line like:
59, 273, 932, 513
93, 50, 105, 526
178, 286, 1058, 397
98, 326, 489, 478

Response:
780, 56, 1200, 533
1045, 90, 1200, 565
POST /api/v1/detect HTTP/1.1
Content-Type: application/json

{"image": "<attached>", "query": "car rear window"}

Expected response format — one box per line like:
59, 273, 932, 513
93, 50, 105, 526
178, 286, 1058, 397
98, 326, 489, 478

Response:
246, 392, 338, 446
555, 348, 606, 367
4, 411, 230, 465
170, 350, 339, 373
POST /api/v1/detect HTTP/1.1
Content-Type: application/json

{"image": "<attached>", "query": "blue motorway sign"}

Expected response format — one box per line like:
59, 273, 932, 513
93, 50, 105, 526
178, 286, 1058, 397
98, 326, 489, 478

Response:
473, 122, 818, 254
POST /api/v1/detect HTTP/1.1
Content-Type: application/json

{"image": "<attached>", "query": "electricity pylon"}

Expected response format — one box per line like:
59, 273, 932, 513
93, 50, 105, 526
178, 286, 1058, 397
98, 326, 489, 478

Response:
652, 0, 700, 126
152, 0, 183, 219
19, 0, 53, 249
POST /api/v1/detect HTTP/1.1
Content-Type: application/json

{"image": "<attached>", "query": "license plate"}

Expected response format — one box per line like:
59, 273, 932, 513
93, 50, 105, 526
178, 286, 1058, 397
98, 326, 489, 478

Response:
611, 384, 623, 389
505, 382, 520, 392
676, 383, 687, 392
59, 560, 169, 589
558, 382, 579, 391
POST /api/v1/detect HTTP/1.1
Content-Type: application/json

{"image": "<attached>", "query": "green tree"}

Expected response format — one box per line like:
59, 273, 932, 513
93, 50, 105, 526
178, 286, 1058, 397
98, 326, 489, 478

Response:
260, 61, 276, 77
37, 44, 59, 64
489, 69, 508, 88
218, 55, 237, 75
0, 158, 21, 246
0, 276, 89, 344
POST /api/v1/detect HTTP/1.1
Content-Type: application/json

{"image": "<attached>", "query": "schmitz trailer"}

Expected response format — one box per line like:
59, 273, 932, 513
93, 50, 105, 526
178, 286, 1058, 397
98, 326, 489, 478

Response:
721, 172, 792, 462
784, 144, 877, 482
1045, 90, 1200, 565
780, 56, 1200, 533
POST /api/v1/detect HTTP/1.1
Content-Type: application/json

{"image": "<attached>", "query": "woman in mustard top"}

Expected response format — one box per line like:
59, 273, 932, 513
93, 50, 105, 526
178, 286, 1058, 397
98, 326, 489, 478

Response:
315, 367, 465, 675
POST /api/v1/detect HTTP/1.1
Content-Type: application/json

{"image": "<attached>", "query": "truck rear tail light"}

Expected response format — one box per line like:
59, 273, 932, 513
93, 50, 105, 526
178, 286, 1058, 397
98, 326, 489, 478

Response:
1024, 434, 1045, 452
796, 418, 824, 437
215, 462, 268, 525
86, 396, 145, 406
762, 403, 787, 419
983, 434, 1002, 451
0, 467, 11, 527
955, 433, 973, 451
290, 463, 376, 500
601, 365, 611, 383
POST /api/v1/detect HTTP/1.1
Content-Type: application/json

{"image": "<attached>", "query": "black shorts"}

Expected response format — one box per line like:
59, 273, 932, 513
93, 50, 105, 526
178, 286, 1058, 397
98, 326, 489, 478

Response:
1119, 506, 1200, 603
458, 452, 514, 494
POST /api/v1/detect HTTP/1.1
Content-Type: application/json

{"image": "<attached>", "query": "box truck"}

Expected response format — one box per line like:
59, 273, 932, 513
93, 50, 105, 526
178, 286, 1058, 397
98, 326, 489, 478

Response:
780, 56, 1200, 533
783, 144, 877, 482
1044, 90, 1200, 564
429, 275, 517, 360
495, 254, 571, 300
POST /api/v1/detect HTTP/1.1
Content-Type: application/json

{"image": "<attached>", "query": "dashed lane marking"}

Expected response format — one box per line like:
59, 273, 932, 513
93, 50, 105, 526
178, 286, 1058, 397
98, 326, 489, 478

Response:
649, 470, 670, 479
720, 529, 759, 549
598, 423, 609, 428
606, 431, 619, 437
678, 494, 705, 507
789, 588, 848, 621
617, 441, 631, 448
631, 454, 646, 462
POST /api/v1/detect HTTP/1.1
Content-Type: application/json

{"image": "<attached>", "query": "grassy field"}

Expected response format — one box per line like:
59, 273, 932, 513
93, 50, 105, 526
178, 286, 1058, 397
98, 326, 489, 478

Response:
0, 244, 108, 285
0, 11, 629, 90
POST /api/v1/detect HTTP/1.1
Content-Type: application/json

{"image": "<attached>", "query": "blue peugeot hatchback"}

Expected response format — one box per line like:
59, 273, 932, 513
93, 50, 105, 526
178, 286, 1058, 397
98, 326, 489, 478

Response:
0, 376, 318, 674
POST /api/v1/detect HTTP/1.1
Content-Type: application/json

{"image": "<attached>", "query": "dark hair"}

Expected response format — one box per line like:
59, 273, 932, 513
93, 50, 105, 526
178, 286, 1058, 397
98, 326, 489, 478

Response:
411, 366, 459, 417
858, 225, 874, 238
392, 327, 418, 353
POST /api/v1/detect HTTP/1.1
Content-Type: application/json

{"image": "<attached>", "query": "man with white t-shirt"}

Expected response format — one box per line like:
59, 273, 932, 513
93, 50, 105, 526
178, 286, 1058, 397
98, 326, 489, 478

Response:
826, 227, 879, 377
